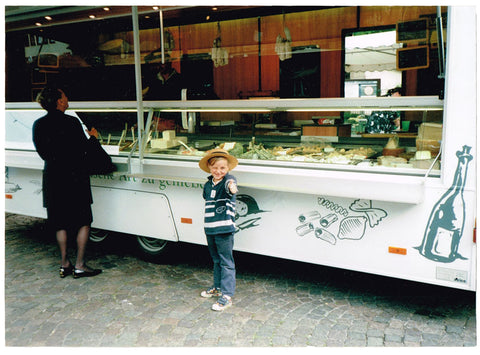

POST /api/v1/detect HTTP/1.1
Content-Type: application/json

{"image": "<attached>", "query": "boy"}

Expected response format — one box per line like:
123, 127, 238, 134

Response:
198, 148, 238, 311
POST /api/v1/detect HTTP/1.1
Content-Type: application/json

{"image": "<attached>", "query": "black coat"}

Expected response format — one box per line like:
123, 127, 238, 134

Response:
32, 110, 93, 211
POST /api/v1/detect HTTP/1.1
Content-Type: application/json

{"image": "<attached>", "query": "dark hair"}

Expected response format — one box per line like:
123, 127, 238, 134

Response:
36, 86, 62, 112
386, 87, 403, 96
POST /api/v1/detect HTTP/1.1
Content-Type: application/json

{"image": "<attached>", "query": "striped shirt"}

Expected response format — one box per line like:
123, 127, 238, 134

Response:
203, 173, 237, 235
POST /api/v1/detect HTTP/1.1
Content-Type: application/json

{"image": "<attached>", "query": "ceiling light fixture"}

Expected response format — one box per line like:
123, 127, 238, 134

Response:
103, 7, 110, 11
35, 22, 42, 26
89, 15, 96, 19
44, 16, 52, 21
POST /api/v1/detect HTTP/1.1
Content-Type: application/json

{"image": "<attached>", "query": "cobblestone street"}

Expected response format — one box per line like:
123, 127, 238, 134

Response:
3, 213, 476, 348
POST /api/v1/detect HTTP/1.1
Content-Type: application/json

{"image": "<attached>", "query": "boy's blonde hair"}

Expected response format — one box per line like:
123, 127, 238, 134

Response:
208, 156, 229, 167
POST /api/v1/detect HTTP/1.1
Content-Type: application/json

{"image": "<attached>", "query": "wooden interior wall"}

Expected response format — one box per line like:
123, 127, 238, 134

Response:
106, 6, 442, 100
214, 18, 260, 98
179, 6, 439, 100
358, 6, 441, 27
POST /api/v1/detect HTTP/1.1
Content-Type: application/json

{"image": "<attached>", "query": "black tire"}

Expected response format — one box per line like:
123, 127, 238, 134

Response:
89, 228, 109, 243
136, 236, 169, 260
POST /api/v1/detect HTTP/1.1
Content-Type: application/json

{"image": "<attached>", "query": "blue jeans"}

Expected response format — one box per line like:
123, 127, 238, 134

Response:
206, 233, 236, 297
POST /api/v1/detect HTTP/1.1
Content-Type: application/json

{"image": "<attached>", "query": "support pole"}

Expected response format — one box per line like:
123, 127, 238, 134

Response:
131, 6, 145, 160
436, 6, 446, 79
159, 7, 165, 64
257, 16, 262, 92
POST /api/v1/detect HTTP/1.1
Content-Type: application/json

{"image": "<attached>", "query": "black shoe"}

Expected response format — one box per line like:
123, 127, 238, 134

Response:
59, 263, 74, 278
73, 266, 102, 278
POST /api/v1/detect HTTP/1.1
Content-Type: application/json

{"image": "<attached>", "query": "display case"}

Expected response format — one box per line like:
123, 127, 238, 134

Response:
6, 96, 443, 165
139, 96, 443, 175
6, 95, 443, 204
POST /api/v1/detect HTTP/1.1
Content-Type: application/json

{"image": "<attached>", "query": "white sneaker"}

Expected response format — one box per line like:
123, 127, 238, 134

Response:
212, 295, 232, 311
201, 287, 222, 298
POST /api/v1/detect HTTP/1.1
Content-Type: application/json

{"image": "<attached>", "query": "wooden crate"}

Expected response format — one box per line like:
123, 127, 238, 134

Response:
302, 124, 351, 137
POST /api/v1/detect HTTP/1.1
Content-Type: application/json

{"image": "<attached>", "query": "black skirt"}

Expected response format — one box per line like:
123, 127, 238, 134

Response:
43, 167, 93, 232
47, 202, 93, 232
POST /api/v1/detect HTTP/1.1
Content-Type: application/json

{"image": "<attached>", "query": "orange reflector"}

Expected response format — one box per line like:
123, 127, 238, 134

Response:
389, 246, 407, 255
5, 194, 13, 199
181, 218, 193, 224
473, 218, 476, 243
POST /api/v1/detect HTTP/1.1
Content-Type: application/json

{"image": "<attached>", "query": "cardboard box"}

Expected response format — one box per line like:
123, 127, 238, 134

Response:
416, 123, 442, 157
416, 139, 440, 156
418, 123, 442, 140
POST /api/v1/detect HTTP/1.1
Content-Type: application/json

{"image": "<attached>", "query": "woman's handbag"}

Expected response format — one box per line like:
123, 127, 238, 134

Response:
86, 137, 116, 175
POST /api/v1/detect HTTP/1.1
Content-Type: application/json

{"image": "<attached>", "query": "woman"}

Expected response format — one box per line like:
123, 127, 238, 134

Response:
365, 87, 403, 133
33, 86, 102, 278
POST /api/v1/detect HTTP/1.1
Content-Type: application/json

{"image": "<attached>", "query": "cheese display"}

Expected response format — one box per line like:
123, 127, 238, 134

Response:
150, 130, 187, 149
142, 128, 441, 170
382, 136, 405, 156
215, 140, 377, 165
144, 135, 441, 170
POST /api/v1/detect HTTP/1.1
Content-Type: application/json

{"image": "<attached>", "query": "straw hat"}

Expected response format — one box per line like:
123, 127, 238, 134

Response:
199, 148, 238, 173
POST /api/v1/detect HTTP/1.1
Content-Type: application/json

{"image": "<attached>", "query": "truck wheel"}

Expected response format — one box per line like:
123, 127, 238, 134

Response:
90, 228, 109, 243
137, 236, 169, 258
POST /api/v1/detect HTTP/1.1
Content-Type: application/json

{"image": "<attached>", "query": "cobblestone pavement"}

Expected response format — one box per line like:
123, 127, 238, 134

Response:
4, 213, 477, 348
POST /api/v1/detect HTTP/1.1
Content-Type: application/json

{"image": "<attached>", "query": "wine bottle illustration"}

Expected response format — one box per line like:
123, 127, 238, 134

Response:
416, 145, 473, 262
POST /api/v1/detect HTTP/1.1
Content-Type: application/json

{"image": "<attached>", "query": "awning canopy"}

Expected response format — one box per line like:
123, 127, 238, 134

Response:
345, 30, 402, 73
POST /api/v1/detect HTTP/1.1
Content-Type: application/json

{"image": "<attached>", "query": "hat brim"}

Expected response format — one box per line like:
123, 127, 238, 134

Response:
199, 149, 238, 173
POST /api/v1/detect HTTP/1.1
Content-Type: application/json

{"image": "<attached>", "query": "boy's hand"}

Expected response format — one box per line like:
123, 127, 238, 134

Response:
228, 181, 238, 194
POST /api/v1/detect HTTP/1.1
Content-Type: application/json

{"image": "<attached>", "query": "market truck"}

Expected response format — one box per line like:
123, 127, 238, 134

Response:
4, 6, 476, 291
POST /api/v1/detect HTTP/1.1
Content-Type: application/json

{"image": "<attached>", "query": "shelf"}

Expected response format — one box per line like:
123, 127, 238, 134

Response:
5, 96, 444, 113
362, 133, 417, 138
